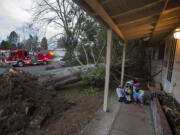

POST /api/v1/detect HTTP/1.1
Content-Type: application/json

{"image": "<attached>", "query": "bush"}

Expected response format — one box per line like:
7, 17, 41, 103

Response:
82, 87, 100, 94
81, 66, 105, 87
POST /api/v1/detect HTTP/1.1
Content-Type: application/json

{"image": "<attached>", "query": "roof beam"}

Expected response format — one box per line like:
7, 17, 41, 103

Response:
127, 33, 151, 40
160, 14, 180, 23
99, 0, 111, 5
118, 15, 157, 28
73, 0, 108, 27
149, 0, 169, 44
111, 0, 163, 19
126, 30, 152, 36
85, 0, 127, 42
162, 6, 180, 16
114, 2, 163, 25
116, 13, 160, 26
157, 20, 180, 27
156, 25, 175, 31
121, 24, 154, 32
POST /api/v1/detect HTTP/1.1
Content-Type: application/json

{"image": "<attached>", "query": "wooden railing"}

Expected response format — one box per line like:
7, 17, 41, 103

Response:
151, 98, 173, 135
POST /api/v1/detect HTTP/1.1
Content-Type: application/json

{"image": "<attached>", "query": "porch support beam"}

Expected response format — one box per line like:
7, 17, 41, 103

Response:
103, 29, 112, 112
120, 43, 126, 88
85, 0, 127, 42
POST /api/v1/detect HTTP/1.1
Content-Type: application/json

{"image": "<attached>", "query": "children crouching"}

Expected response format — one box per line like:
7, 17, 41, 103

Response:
116, 78, 144, 105
116, 79, 135, 104
133, 83, 144, 106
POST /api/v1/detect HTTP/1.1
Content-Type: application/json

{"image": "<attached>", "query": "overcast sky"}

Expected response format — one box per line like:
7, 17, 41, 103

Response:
0, 0, 32, 39
0, 0, 58, 41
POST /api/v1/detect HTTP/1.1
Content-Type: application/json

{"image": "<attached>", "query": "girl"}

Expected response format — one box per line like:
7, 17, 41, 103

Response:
133, 83, 144, 105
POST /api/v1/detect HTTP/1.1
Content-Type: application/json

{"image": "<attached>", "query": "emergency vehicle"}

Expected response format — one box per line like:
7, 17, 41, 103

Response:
0, 50, 54, 67
0, 50, 30, 67
29, 51, 54, 65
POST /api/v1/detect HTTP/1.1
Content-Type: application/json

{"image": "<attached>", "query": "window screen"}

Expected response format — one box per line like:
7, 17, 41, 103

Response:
167, 39, 177, 82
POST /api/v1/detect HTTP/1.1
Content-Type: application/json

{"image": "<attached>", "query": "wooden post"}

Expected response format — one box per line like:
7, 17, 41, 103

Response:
103, 29, 112, 112
120, 43, 126, 88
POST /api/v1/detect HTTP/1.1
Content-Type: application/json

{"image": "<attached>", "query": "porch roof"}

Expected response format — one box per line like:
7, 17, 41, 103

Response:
73, 0, 180, 45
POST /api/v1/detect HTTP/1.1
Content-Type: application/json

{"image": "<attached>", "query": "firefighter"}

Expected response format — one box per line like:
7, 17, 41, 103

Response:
0, 53, 5, 64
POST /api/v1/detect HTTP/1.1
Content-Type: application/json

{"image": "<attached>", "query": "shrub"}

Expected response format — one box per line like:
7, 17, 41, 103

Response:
83, 87, 100, 94
81, 66, 105, 87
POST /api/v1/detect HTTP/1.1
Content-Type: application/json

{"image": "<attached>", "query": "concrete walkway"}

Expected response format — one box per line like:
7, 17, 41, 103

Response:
80, 92, 155, 135
109, 103, 154, 135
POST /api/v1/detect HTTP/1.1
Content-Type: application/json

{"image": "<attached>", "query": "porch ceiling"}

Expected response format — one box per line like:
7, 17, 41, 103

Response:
73, 0, 180, 45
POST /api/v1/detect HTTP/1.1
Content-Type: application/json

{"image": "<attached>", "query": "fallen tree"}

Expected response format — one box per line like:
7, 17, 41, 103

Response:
37, 64, 96, 88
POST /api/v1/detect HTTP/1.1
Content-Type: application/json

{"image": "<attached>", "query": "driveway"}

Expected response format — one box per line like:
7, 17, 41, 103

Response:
0, 63, 62, 75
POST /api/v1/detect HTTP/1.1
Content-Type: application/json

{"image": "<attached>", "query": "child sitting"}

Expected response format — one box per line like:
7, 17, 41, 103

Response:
133, 83, 144, 105
116, 80, 133, 104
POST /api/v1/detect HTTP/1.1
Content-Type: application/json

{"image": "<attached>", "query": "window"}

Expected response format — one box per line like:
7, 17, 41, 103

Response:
10, 52, 16, 57
4, 52, 10, 58
24, 52, 28, 57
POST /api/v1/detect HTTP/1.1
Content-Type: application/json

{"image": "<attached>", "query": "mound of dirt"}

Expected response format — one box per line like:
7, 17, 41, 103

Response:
163, 95, 180, 135
0, 68, 71, 135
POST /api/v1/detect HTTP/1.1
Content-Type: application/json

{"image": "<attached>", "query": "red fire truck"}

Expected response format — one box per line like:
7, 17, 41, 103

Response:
29, 51, 54, 65
0, 50, 54, 67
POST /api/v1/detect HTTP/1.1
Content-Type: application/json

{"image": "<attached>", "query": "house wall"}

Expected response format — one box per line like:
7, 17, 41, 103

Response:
151, 46, 164, 83
161, 41, 169, 89
151, 59, 163, 82
160, 39, 171, 91
53, 48, 66, 57
151, 35, 178, 94
156, 33, 180, 103
148, 28, 180, 102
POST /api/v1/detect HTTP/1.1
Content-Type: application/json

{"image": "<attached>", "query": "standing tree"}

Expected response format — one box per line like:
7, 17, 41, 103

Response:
41, 37, 48, 50
17, 43, 24, 49
0, 40, 10, 49
32, 35, 39, 51
24, 35, 39, 51
24, 35, 33, 51
8, 31, 19, 46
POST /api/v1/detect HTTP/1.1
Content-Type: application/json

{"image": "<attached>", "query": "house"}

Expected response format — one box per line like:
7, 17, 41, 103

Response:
73, 0, 180, 112
151, 31, 180, 103
53, 48, 66, 60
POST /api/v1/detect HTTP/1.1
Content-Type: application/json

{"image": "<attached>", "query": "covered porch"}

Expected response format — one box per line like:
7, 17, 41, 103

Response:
73, 0, 180, 112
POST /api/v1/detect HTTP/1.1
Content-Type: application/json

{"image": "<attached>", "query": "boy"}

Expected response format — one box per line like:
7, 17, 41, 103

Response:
116, 80, 133, 104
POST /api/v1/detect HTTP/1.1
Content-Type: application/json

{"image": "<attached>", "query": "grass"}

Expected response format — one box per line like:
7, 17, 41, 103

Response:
82, 87, 100, 95
57, 80, 101, 102
63, 80, 100, 94
63, 80, 87, 90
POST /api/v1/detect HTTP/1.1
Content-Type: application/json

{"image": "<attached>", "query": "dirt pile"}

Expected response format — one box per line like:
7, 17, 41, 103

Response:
0, 68, 71, 135
163, 96, 180, 135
